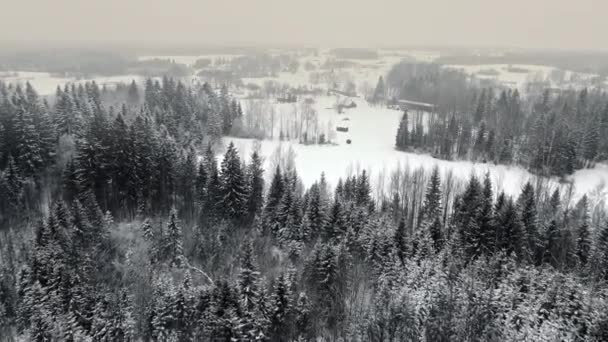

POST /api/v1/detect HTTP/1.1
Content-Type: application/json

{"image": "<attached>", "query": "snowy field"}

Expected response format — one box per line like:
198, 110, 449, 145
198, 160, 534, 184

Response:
225, 96, 608, 204
2, 49, 608, 204
445, 64, 599, 90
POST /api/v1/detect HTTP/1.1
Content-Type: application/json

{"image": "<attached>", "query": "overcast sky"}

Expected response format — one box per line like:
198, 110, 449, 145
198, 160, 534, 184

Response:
0, 0, 605, 50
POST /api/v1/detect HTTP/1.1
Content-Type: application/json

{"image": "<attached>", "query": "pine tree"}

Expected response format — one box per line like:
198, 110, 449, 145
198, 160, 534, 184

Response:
302, 182, 328, 241
356, 170, 371, 206
393, 217, 409, 263
202, 143, 221, 219
422, 166, 442, 223
325, 199, 347, 241
478, 173, 495, 254
238, 240, 260, 312
458, 119, 473, 158
109, 113, 136, 214
54, 91, 79, 136
395, 110, 409, 150
265, 166, 285, 220
474, 121, 487, 160
219, 142, 248, 220
76, 108, 110, 210
497, 198, 525, 260
596, 220, 608, 279
453, 175, 483, 259
14, 107, 43, 178
474, 89, 486, 123
293, 292, 313, 340
576, 195, 591, 265
165, 209, 184, 266
544, 219, 561, 267
246, 150, 265, 221
518, 181, 539, 263
269, 274, 292, 341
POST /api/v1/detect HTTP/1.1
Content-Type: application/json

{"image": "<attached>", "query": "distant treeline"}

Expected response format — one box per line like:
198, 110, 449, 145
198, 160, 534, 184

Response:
437, 50, 608, 76
0, 49, 191, 78
383, 61, 608, 177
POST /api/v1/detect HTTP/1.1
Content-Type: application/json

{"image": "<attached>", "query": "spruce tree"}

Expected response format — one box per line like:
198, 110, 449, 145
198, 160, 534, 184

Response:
302, 182, 328, 241
14, 108, 43, 178
238, 240, 260, 312
202, 143, 221, 219
246, 150, 265, 221
219, 142, 248, 220
518, 181, 539, 263
393, 217, 409, 263
576, 195, 591, 265
195, 161, 207, 207
265, 166, 285, 220
269, 274, 292, 341
395, 110, 409, 150
166, 209, 184, 266
422, 166, 442, 223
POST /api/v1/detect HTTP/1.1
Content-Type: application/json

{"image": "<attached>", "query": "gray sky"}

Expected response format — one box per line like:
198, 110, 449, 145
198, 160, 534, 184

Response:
1, 0, 605, 49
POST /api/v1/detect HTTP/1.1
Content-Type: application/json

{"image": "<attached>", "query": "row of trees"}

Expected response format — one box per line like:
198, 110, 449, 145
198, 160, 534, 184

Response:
3, 80, 608, 340
5, 147, 608, 340
393, 80, 608, 177
0, 78, 244, 227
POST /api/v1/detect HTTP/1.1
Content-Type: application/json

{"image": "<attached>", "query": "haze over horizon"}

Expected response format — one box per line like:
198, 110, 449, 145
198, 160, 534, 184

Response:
0, 0, 605, 51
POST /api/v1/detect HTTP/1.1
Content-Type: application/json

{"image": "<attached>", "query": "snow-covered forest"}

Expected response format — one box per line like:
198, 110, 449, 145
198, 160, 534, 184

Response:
3, 1, 608, 340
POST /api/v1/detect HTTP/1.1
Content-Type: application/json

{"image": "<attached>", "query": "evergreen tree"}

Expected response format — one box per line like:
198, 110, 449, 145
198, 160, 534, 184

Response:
496, 199, 525, 260
14, 107, 43, 178
576, 195, 591, 265
165, 209, 184, 266
202, 143, 221, 219
293, 292, 313, 340
393, 217, 409, 263
302, 182, 328, 241
544, 219, 561, 268
395, 110, 409, 150
356, 170, 371, 206
453, 175, 483, 259
596, 220, 608, 279
246, 150, 265, 221
269, 274, 292, 341
238, 240, 260, 313
422, 166, 442, 223
518, 182, 539, 263
219, 142, 248, 220
265, 166, 285, 221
